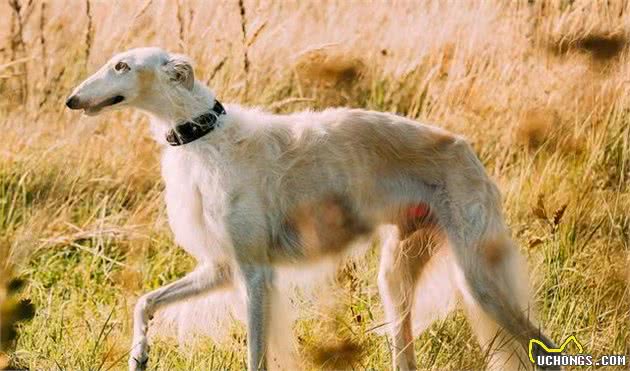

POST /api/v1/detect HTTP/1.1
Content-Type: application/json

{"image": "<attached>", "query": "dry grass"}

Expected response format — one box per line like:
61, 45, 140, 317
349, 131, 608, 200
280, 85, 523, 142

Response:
0, 0, 628, 370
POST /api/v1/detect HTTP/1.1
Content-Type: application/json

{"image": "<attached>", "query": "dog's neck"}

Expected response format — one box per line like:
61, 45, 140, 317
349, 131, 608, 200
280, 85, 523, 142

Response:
145, 81, 223, 144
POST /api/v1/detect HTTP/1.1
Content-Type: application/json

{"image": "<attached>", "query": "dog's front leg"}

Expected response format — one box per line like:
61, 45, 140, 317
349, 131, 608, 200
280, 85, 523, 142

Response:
241, 265, 274, 371
128, 264, 232, 371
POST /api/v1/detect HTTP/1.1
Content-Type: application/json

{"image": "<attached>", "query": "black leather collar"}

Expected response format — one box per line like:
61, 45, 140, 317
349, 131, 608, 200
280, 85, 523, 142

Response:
165, 100, 226, 146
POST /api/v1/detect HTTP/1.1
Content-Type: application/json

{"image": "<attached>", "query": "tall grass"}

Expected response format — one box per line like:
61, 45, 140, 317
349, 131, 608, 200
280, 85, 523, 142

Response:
0, 0, 628, 369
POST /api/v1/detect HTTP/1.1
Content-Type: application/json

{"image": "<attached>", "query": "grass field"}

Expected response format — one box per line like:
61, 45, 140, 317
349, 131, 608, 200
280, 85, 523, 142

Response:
1, 0, 629, 370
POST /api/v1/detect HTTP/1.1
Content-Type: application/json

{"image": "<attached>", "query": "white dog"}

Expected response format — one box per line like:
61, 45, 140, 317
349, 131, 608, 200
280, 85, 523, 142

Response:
66, 47, 557, 371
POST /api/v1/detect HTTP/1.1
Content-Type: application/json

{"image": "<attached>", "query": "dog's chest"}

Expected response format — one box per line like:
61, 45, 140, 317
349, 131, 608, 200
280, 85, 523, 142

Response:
160, 146, 232, 262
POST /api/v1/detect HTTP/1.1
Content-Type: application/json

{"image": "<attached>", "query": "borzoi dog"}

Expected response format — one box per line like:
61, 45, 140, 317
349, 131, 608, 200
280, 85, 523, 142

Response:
66, 47, 557, 371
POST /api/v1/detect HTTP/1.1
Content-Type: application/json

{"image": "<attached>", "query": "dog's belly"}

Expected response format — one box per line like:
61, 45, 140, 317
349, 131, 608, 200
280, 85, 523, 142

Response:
269, 194, 375, 263
261, 161, 437, 264
258, 165, 436, 264
268, 194, 436, 264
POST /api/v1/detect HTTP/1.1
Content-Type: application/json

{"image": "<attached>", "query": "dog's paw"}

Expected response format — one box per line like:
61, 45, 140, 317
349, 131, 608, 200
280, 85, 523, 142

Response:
128, 340, 149, 371
128, 353, 149, 371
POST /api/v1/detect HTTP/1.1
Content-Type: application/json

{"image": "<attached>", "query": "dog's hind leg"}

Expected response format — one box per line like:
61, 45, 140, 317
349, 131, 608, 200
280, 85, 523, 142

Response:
128, 264, 232, 371
378, 225, 435, 371
378, 227, 416, 371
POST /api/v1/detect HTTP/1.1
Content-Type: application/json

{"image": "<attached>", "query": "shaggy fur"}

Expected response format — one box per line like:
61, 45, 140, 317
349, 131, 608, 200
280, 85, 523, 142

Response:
66, 47, 557, 371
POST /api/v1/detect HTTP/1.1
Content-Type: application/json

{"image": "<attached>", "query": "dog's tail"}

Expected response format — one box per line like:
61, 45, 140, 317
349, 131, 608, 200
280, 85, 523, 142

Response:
399, 228, 538, 370
432, 139, 558, 370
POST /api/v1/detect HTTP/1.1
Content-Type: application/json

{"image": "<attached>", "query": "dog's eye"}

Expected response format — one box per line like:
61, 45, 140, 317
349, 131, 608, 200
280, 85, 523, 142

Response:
114, 61, 129, 72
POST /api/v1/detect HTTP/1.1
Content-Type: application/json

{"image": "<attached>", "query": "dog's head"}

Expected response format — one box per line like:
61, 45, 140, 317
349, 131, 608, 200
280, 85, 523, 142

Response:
66, 47, 195, 116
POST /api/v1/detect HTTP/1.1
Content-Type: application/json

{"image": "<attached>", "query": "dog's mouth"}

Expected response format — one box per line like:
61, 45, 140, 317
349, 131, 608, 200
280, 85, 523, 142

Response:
85, 95, 125, 116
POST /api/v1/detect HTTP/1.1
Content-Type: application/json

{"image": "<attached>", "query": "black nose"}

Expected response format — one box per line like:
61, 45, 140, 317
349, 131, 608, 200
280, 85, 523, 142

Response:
66, 96, 79, 109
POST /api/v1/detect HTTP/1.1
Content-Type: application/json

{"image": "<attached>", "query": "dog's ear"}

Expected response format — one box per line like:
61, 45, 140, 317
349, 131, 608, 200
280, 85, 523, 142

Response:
163, 54, 194, 91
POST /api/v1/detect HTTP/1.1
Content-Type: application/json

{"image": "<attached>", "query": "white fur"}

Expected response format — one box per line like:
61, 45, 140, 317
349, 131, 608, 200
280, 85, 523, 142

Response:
67, 47, 553, 371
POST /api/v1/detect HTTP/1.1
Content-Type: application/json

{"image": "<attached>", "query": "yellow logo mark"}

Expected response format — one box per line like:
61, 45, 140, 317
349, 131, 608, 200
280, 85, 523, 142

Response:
529, 335, 584, 364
